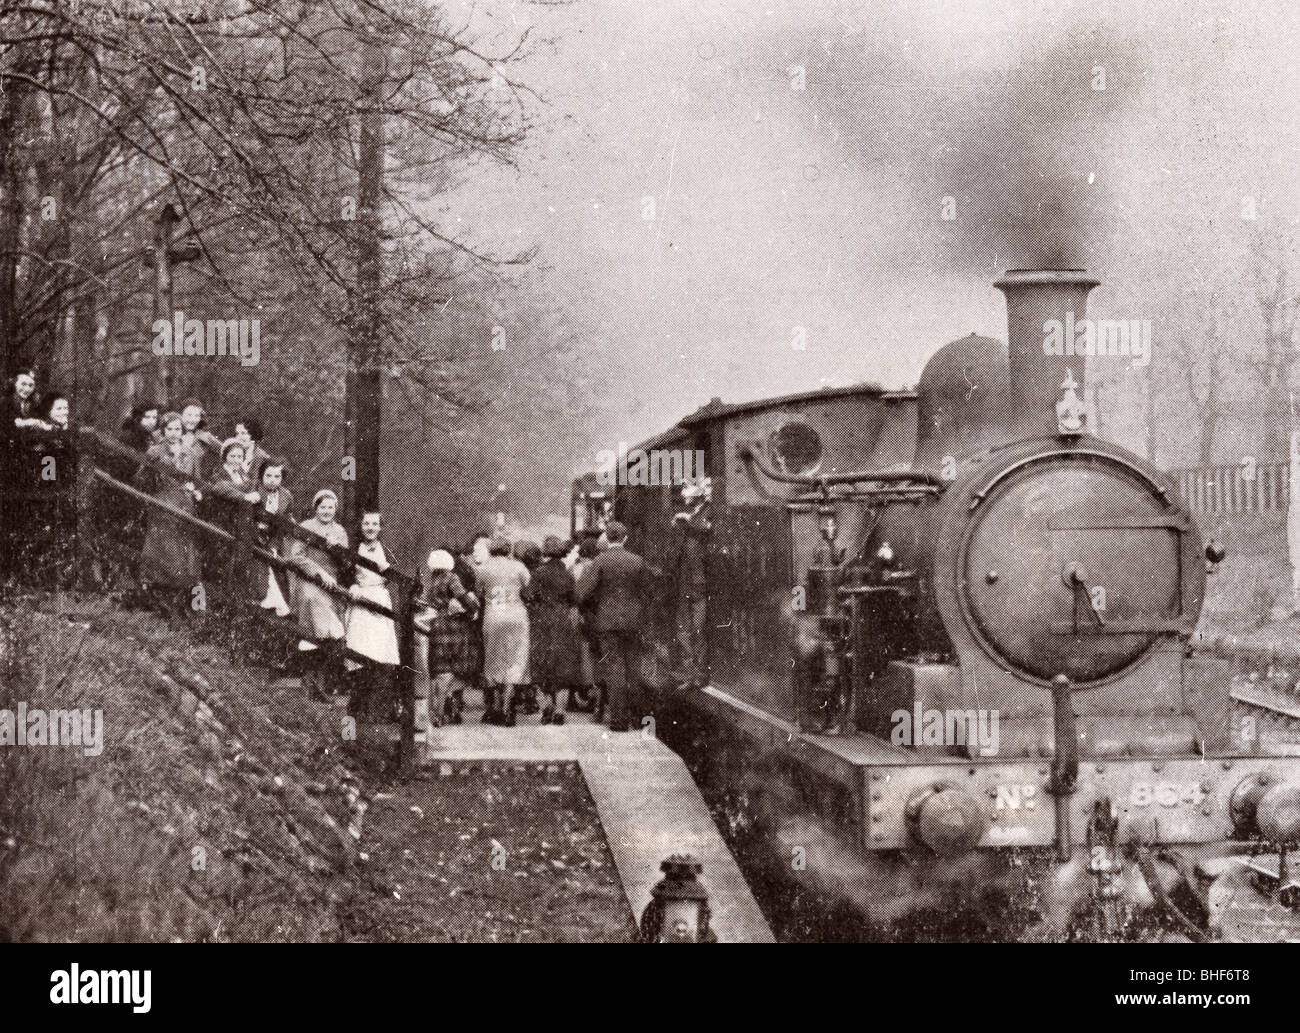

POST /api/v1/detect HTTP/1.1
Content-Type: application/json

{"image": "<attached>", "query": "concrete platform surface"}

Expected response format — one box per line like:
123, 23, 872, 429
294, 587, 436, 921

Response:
423, 711, 774, 943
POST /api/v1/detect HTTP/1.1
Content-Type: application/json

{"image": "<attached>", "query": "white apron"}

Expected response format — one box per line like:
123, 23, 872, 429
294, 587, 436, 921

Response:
345, 542, 400, 670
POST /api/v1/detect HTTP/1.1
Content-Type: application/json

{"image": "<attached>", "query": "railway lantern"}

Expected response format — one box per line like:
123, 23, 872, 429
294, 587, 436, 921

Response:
639, 854, 716, 942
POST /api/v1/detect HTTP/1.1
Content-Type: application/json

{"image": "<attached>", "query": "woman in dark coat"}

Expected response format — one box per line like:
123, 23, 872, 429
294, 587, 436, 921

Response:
253, 459, 294, 616
134, 412, 203, 616
513, 538, 543, 714
455, 535, 489, 696
205, 438, 263, 602
100, 403, 158, 590
526, 536, 581, 725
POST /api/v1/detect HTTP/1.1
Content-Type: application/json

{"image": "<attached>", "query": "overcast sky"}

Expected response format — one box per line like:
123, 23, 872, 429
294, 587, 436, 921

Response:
447, 0, 1300, 459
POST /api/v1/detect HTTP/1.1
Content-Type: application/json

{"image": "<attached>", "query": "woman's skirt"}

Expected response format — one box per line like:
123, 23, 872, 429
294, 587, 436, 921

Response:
346, 582, 400, 667
425, 614, 476, 677
482, 604, 529, 685
138, 510, 200, 589
293, 577, 345, 642
529, 605, 580, 686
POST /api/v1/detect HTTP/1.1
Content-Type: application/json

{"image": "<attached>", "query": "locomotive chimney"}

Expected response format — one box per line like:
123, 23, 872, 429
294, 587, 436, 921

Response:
994, 269, 1100, 438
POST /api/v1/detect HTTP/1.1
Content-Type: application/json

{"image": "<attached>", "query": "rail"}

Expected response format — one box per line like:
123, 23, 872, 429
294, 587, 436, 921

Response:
79, 428, 422, 772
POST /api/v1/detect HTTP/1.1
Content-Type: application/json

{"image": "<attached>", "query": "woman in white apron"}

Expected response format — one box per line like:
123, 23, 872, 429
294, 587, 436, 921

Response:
346, 511, 401, 717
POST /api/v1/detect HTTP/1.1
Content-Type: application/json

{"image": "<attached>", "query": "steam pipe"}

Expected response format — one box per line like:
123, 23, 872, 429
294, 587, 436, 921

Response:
737, 442, 944, 488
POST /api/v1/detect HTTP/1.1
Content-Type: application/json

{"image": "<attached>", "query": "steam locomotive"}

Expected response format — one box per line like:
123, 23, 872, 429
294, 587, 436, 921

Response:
575, 269, 1300, 941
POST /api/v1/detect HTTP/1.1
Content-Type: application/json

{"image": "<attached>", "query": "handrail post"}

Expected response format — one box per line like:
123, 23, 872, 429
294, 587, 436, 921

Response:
228, 501, 255, 663
396, 577, 417, 775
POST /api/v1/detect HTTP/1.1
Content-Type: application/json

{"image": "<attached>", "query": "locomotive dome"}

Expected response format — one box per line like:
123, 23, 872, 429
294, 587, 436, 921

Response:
913, 332, 1011, 469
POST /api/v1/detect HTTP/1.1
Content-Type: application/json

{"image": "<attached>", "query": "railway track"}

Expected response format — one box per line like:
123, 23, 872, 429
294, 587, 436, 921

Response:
1188, 632, 1300, 744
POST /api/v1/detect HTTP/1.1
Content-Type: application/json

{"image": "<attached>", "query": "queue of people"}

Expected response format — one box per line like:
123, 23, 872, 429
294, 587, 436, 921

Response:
411, 524, 655, 734
3, 370, 679, 737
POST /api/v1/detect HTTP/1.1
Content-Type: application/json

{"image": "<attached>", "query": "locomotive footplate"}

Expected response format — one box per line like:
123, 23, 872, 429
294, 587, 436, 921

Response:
864, 755, 1289, 852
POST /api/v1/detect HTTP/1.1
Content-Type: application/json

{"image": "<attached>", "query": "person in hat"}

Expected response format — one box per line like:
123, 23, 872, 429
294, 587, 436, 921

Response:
576, 521, 653, 732
414, 548, 480, 729
289, 489, 349, 699
133, 411, 203, 617
512, 539, 544, 714
526, 536, 581, 725
177, 397, 222, 483
567, 535, 602, 713
474, 533, 530, 725
205, 437, 263, 599
455, 535, 490, 705
673, 478, 712, 687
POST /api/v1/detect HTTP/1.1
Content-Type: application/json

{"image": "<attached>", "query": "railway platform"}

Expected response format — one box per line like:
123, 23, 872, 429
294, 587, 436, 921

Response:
421, 700, 775, 943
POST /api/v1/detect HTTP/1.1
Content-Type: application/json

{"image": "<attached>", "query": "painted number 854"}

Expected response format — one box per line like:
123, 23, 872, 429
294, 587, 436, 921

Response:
1129, 782, 1205, 808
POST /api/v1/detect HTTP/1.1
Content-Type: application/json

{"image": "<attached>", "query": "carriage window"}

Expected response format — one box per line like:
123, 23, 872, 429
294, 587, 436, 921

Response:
768, 422, 822, 476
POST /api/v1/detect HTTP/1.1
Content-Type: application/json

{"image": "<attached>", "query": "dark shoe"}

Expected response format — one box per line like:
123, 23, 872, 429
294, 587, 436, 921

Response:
482, 709, 498, 725
502, 710, 517, 728
552, 712, 565, 726
540, 706, 554, 725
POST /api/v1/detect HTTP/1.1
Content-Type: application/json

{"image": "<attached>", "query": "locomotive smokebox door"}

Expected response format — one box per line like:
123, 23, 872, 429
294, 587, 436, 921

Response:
960, 451, 1197, 685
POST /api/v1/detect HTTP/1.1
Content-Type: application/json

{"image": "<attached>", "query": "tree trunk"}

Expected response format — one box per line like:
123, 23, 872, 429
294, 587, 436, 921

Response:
0, 66, 20, 379
346, 38, 384, 524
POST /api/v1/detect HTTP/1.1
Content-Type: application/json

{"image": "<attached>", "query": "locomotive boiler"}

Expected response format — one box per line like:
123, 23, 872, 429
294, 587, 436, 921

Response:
588, 268, 1300, 941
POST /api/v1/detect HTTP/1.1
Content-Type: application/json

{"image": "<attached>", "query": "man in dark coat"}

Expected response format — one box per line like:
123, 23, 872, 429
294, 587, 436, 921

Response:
575, 521, 653, 732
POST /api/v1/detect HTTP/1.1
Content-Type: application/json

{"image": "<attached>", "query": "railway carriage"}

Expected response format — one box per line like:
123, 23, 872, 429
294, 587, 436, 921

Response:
578, 268, 1300, 941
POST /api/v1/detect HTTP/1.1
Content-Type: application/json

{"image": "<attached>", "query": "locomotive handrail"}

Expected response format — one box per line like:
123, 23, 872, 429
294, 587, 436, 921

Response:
736, 441, 944, 489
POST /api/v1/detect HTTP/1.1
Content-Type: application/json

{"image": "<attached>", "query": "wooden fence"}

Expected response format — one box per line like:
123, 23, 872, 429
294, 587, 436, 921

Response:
1172, 462, 1291, 515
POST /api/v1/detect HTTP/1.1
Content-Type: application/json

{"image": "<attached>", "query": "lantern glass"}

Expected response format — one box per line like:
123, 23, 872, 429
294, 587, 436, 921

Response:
661, 898, 701, 942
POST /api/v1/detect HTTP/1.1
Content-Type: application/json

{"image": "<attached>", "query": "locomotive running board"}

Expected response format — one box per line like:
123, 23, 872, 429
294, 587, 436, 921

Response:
661, 682, 1290, 853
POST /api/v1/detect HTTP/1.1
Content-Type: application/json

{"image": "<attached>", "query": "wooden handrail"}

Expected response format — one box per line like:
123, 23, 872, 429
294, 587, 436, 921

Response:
93, 469, 397, 621
79, 427, 418, 590
87, 429, 422, 772
94, 533, 397, 670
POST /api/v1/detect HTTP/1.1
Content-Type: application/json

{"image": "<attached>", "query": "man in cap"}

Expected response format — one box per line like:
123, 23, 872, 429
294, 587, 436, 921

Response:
672, 478, 712, 687
575, 521, 652, 732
